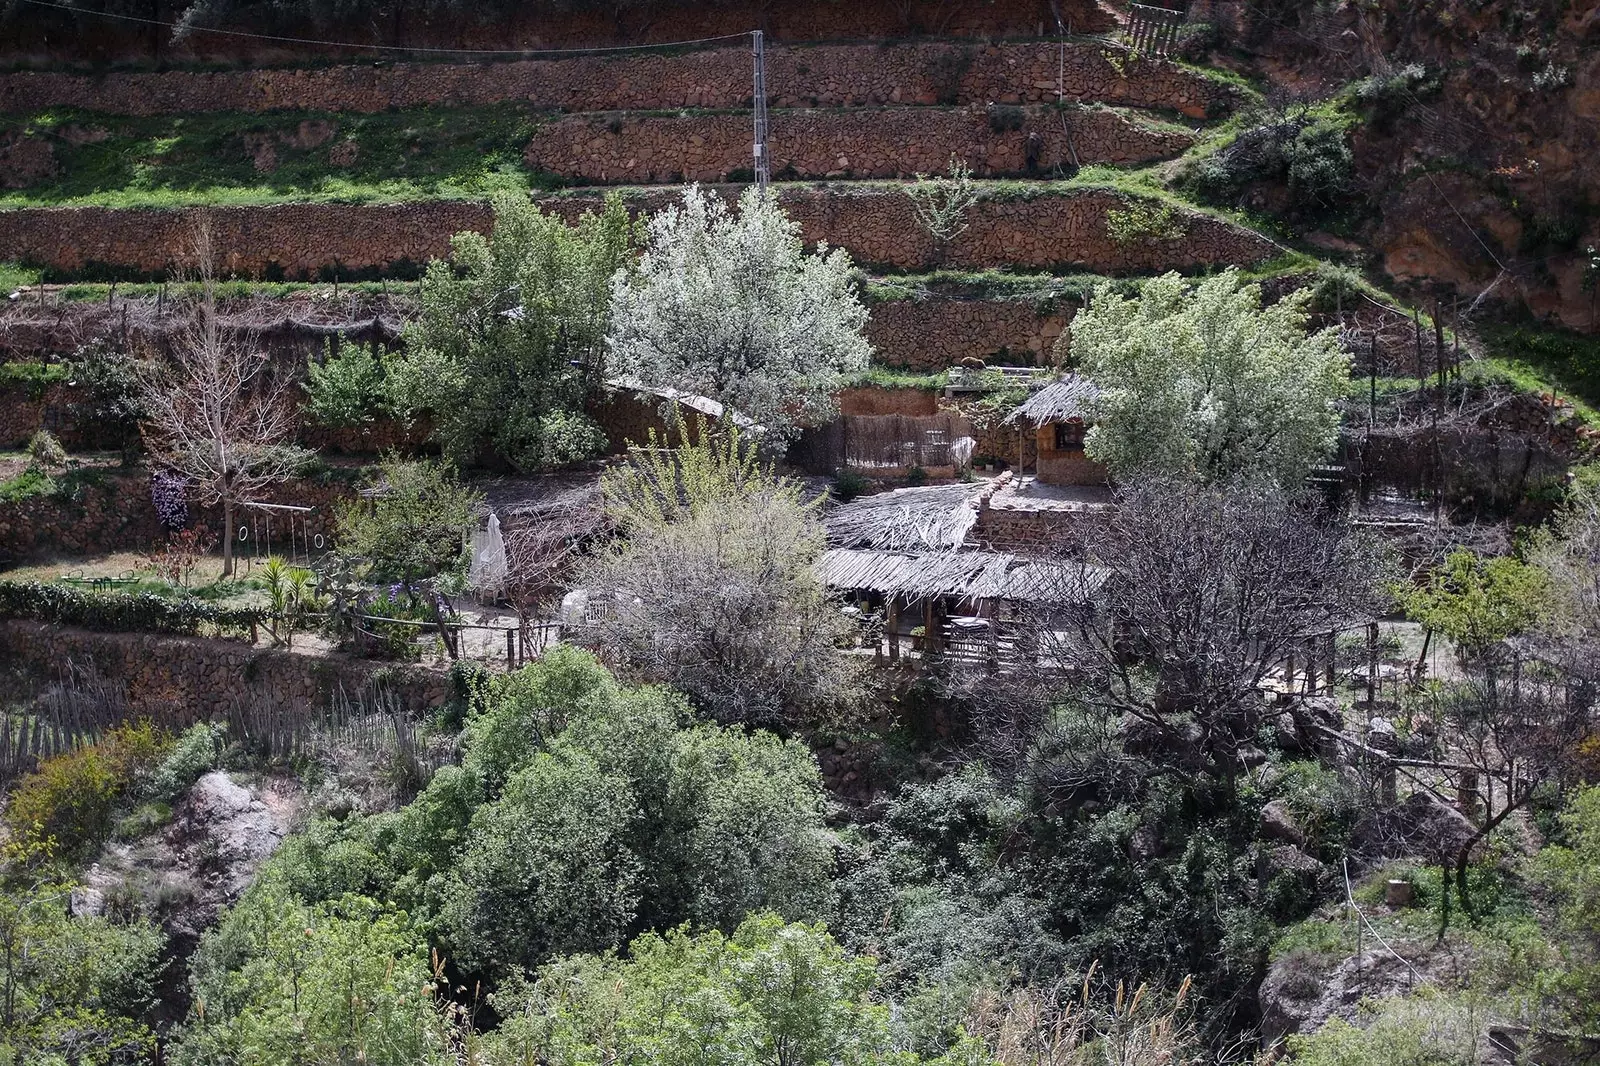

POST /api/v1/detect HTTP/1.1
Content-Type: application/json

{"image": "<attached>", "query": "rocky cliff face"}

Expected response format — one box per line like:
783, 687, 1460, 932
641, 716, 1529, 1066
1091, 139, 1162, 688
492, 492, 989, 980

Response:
1203, 0, 1600, 331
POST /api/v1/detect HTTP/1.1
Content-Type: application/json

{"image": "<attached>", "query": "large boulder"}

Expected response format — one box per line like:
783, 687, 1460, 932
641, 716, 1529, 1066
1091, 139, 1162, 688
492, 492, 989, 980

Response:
1260, 800, 1307, 847
1349, 791, 1477, 866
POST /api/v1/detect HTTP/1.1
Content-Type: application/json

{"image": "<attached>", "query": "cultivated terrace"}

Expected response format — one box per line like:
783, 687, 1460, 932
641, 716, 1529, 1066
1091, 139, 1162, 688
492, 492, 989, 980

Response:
1, 0, 1600, 1064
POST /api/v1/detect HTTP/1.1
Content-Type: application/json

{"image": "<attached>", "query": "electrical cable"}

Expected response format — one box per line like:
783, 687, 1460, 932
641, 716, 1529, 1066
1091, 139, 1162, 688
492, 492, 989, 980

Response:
14, 0, 752, 57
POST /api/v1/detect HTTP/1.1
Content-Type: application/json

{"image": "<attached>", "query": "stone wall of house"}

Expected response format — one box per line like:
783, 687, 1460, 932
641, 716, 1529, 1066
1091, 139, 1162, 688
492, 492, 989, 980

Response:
836, 386, 943, 417
0, 188, 1278, 279
524, 105, 1194, 185
3, 0, 1110, 68
0, 40, 1219, 118
0, 620, 447, 721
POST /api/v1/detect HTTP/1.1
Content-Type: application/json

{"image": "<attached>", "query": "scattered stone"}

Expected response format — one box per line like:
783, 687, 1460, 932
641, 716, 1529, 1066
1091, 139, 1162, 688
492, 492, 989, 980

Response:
1349, 790, 1477, 866
69, 886, 106, 918
1260, 800, 1306, 846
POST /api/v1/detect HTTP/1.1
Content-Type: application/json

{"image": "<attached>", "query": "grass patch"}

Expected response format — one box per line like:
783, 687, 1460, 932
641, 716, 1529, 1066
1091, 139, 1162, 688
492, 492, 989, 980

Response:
1477, 323, 1600, 424
0, 104, 553, 209
0, 362, 72, 397
0, 263, 42, 293
847, 366, 950, 391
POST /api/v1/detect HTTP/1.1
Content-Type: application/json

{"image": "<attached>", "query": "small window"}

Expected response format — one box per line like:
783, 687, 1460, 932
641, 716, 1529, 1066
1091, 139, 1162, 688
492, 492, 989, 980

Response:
1053, 420, 1085, 452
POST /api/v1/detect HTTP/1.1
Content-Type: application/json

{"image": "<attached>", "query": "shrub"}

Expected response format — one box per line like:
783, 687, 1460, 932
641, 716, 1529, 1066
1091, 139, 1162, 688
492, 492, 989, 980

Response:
0, 875, 164, 1066
6, 721, 170, 856
832, 468, 869, 502
485, 915, 902, 1066
25, 429, 66, 466
0, 580, 266, 638
146, 721, 224, 802
304, 338, 390, 427
441, 659, 833, 974
174, 888, 437, 1066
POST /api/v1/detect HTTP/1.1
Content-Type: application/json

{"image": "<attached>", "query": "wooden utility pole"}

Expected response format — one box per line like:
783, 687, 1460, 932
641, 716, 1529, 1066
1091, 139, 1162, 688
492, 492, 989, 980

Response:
752, 30, 771, 192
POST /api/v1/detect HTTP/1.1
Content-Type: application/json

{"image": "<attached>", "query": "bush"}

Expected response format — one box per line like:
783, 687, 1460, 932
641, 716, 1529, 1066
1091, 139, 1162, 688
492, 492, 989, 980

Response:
441, 657, 833, 973
25, 429, 66, 466
0, 876, 164, 1066
174, 887, 437, 1066
832, 468, 870, 502
146, 721, 224, 802
6, 721, 170, 856
485, 915, 904, 1066
0, 580, 267, 638
304, 339, 390, 427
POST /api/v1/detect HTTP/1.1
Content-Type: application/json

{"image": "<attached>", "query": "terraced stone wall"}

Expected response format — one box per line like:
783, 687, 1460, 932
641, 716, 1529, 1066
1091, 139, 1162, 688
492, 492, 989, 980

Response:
3, 0, 1107, 66
866, 297, 1071, 369
0, 188, 1278, 278
0, 43, 1229, 118
0, 621, 448, 720
0, 470, 354, 559
524, 105, 1194, 185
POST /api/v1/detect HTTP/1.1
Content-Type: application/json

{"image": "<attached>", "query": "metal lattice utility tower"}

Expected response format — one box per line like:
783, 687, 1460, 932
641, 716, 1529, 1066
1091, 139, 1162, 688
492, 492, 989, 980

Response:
752, 29, 771, 191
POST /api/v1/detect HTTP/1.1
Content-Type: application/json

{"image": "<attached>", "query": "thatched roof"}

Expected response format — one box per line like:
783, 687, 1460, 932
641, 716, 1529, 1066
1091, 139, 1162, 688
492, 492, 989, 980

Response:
1004, 374, 1101, 426
818, 548, 1107, 604
824, 482, 988, 552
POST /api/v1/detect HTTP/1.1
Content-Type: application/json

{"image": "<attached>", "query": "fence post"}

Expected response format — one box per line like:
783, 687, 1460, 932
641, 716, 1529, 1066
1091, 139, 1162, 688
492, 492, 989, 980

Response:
506, 628, 516, 668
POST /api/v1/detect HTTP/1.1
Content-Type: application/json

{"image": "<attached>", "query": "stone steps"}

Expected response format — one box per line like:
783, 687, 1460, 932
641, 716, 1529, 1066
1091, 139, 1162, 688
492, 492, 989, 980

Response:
0, 182, 1278, 279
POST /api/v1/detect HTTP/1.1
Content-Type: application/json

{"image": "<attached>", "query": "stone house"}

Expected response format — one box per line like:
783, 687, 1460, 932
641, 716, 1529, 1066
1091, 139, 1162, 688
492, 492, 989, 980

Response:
1002, 374, 1107, 486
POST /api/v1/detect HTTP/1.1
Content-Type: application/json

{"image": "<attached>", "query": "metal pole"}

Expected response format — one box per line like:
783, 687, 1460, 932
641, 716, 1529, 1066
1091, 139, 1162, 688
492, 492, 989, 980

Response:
752, 30, 770, 192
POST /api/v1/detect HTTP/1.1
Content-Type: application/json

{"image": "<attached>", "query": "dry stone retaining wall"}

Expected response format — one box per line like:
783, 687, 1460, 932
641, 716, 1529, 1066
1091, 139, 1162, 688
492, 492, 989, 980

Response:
4, 0, 1105, 67
867, 297, 1071, 369
524, 105, 1194, 185
0, 470, 356, 561
0, 620, 447, 720
0, 187, 1278, 278
0, 43, 1229, 118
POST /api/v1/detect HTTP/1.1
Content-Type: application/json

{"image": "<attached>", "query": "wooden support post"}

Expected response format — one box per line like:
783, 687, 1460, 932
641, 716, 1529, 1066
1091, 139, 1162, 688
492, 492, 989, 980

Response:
1366, 621, 1379, 705
506, 628, 516, 668
1284, 651, 1296, 694
1382, 759, 1398, 806
886, 597, 900, 662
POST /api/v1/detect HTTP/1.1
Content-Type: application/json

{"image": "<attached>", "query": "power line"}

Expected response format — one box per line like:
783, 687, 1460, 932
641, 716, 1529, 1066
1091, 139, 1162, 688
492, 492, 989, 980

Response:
14, 0, 752, 57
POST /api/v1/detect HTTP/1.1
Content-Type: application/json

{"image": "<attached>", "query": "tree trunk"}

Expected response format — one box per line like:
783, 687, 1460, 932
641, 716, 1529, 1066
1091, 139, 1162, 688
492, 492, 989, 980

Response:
222, 496, 235, 576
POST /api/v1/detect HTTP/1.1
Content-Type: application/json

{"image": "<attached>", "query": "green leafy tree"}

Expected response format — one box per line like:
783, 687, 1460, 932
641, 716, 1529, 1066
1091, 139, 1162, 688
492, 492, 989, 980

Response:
304, 339, 391, 428
0, 869, 163, 1066
1399, 550, 1547, 664
334, 456, 483, 587
173, 887, 439, 1066
579, 418, 864, 727
484, 915, 918, 1066
608, 185, 871, 442
1074, 269, 1348, 487
389, 191, 634, 470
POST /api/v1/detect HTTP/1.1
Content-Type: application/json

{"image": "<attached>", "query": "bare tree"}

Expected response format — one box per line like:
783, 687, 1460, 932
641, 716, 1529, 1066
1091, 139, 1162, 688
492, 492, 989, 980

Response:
137, 222, 308, 576
576, 420, 865, 729
1421, 641, 1599, 922
1027, 479, 1386, 788
502, 496, 605, 652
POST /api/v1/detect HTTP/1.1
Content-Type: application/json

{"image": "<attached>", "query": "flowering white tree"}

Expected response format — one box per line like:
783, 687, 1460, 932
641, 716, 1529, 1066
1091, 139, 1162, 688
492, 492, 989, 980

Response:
1073, 269, 1348, 487
607, 185, 872, 441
